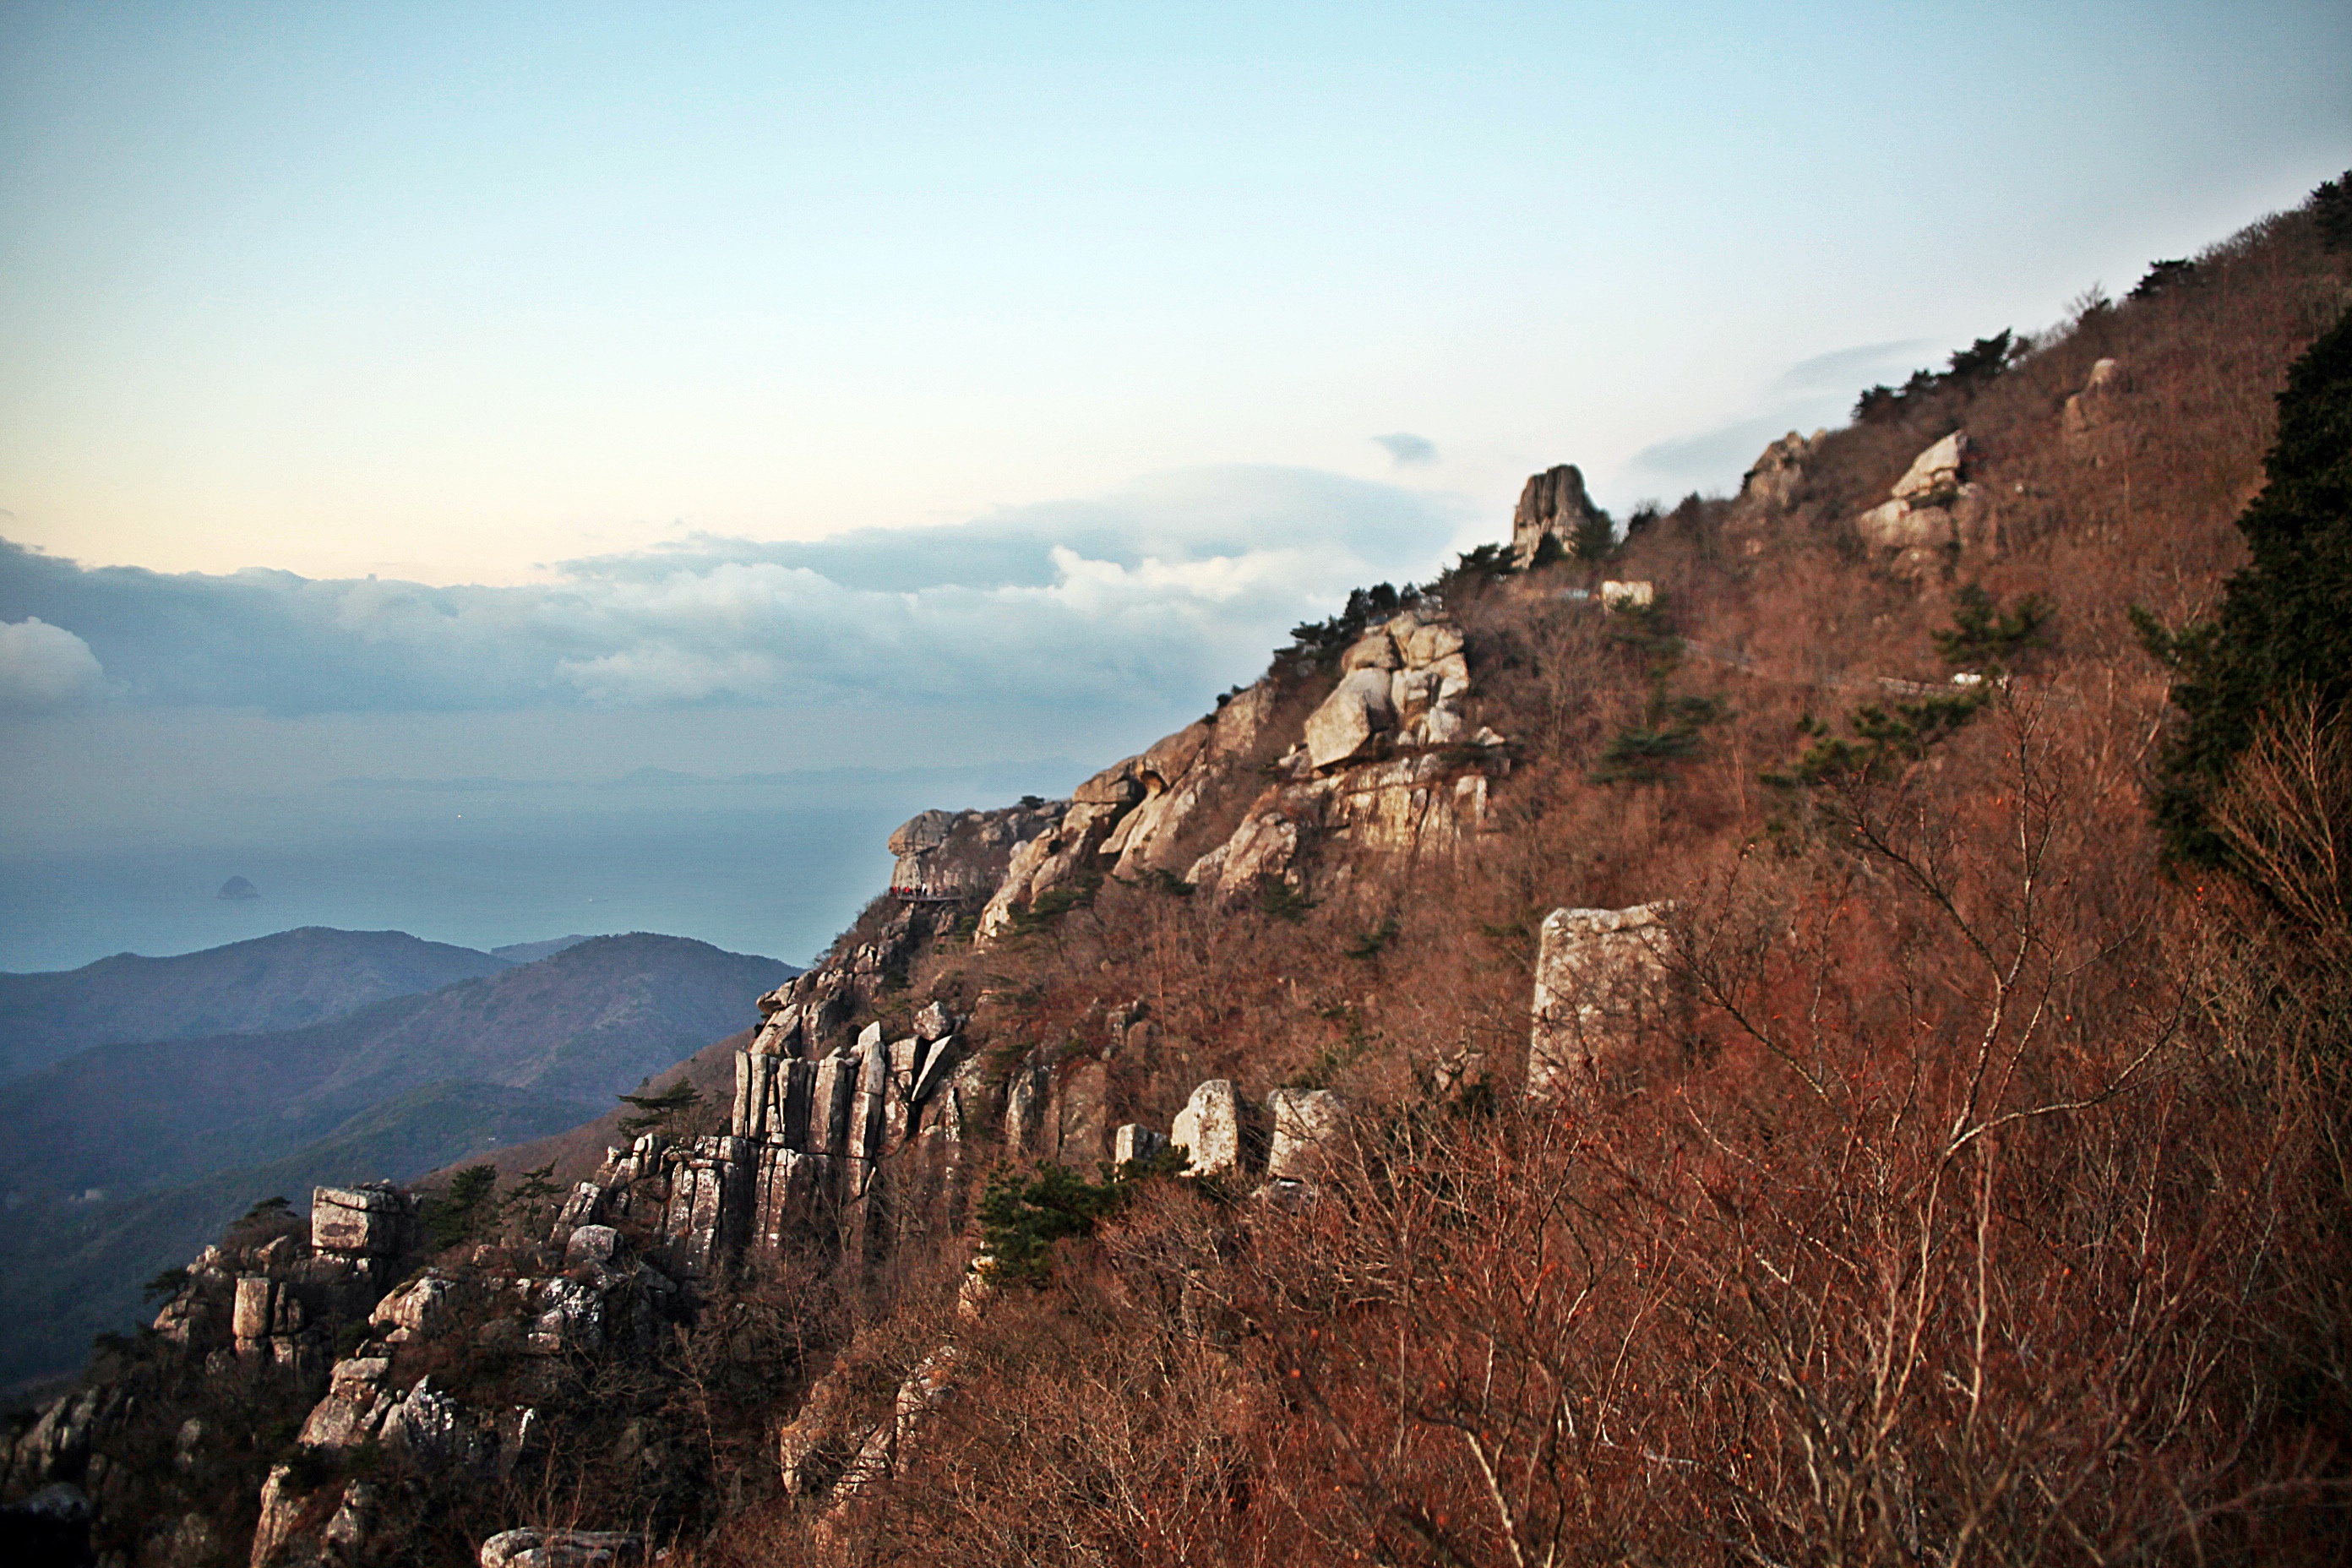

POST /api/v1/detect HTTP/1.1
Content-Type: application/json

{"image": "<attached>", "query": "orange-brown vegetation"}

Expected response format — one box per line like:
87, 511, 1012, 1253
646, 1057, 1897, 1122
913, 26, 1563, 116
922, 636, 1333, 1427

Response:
651, 192, 2352, 1566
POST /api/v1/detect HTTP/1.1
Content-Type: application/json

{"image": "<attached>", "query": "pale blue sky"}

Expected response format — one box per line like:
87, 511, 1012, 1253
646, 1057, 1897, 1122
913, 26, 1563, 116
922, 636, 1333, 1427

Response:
0, 3, 2345, 966
5, 1, 2343, 584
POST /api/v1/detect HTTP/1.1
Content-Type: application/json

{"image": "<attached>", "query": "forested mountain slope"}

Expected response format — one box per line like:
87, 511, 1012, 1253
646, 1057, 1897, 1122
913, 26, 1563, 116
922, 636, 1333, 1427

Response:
0, 927, 512, 1081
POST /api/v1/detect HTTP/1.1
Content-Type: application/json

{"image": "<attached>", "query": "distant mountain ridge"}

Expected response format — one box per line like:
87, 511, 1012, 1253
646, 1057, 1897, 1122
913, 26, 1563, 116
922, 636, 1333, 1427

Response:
0, 934, 792, 1200
491, 934, 599, 964
0, 927, 513, 1081
0, 929, 795, 1385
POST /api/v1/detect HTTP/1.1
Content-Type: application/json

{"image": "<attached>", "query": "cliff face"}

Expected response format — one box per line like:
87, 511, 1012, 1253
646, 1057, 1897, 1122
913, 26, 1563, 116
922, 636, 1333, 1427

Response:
9, 190, 2350, 1568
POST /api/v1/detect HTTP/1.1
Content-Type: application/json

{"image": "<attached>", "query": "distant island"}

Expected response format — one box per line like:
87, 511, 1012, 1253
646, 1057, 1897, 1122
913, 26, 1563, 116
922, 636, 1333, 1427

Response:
215, 876, 259, 900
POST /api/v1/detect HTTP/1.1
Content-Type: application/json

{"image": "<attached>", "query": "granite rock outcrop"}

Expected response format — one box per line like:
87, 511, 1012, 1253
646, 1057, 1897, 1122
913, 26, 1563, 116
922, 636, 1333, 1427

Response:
1511, 464, 1606, 567
1856, 431, 1999, 580
1527, 902, 1676, 1098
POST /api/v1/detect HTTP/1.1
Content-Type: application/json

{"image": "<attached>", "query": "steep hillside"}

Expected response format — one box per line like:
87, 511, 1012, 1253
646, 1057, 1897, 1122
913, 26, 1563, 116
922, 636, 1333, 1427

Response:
8, 183, 2349, 1568
0, 1080, 577, 1391
0, 927, 512, 1081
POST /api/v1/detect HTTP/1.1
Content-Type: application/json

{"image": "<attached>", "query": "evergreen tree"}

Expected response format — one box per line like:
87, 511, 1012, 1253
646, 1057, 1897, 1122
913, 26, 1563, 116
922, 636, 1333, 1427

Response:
425, 1164, 501, 1250
2144, 307, 2352, 867
617, 1079, 702, 1137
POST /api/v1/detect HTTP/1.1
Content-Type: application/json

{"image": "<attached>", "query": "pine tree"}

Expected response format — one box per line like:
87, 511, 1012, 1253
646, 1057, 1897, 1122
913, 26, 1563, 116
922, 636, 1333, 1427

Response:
2144, 307, 2352, 868
617, 1079, 702, 1138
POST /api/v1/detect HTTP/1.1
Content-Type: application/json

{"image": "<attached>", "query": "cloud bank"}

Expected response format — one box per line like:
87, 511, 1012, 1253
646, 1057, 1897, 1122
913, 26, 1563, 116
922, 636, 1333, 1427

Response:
0, 467, 1468, 716
0, 618, 112, 710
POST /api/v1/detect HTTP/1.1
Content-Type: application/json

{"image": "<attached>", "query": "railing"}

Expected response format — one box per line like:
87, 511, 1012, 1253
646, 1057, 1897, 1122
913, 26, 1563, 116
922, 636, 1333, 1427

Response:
888, 887, 966, 903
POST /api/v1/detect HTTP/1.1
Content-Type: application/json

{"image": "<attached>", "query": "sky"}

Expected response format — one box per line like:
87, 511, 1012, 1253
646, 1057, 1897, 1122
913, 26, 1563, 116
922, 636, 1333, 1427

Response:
0, 1, 2345, 967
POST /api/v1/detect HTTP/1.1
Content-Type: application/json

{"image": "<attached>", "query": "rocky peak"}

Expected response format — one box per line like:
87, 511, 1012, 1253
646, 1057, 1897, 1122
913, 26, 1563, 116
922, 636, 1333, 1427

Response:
1511, 463, 1604, 567
1723, 428, 1826, 546
886, 800, 1067, 900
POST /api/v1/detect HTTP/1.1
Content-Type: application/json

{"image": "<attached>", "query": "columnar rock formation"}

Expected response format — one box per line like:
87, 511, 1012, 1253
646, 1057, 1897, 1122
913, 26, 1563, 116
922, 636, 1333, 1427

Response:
1527, 903, 1675, 1097
1511, 463, 1605, 567
11, 511, 1488, 1565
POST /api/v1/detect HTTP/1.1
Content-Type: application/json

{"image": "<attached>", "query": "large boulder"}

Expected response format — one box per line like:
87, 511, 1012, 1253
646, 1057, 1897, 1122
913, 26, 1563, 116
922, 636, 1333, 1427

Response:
1304, 668, 1398, 770
479, 1529, 647, 1567
1891, 431, 1968, 503
311, 1184, 414, 1257
299, 1358, 395, 1451
1856, 432, 1995, 580
369, 1274, 455, 1342
1265, 1089, 1349, 1180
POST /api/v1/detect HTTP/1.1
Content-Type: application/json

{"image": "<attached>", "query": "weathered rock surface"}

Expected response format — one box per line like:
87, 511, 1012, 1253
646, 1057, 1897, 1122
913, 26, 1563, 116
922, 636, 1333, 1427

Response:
1187, 751, 1496, 901
1511, 463, 1605, 567
886, 800, 1067, 900
1527, 903, 1676, 1097
479, 1527, 648, 1567
249, 1464, 306, 1568
310, 1183, 418, 1258
2063, 357, 2123, 445
1172, 1081, 1248, 1177
1599, 580, 1654, 610
298, 1357, 395, 1451
1857, 432, 1997, 580
1113, 1123, 1168, 1167
1304, 667, 1397, 769
1725, 428, 1825, 539
1265, 1088, 1350, 1180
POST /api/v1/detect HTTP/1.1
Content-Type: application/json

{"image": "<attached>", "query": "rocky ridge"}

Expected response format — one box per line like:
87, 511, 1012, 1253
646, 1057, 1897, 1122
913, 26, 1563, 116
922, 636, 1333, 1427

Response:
0, 466, 1881, 1565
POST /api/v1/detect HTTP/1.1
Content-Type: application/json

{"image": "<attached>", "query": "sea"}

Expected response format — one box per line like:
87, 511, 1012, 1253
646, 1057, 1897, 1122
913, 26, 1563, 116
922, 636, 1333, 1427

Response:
0, 760, 1080, 973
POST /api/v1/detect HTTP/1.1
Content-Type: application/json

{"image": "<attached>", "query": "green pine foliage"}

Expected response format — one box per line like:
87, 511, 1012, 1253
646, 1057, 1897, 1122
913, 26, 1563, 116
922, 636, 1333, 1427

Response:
2317, 169, 2352, 253
1282, 582, 1423, 667
424, 1164, 501, 1250
1772, 692, 1990, 788
2132, 259, 2199, 300
975, 1162, 1135, 1286
1933, 583, 2054, 671
1571, 510, 1617, 563
2146, 306, 2352, 867
616, 1079, 703, 1138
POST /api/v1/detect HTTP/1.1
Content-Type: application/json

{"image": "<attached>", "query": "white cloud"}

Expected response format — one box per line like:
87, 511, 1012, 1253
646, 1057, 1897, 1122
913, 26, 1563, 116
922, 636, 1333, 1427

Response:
0, 466, 1471, 716
0, 618, 111, 710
